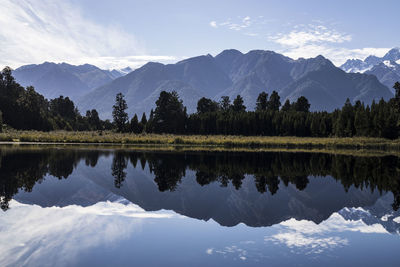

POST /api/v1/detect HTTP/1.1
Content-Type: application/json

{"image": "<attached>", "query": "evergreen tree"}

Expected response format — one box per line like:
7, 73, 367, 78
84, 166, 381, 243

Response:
354, 108, 369, 136
281, 99, 292, 112
50, 96, 76, 120
232, 95, 246, 112
219, 96, 231, 112
336, 99, 355, 137
255, 92, 268, 112
197, 97, 219, 114
130, 114, 142, 133
153, 91, 186, 133
267, 91, 281, 111
394, 81, 400, 99
140, 112, 147, 125
112, 93, 129, 132
294, 96, 310, 112
86, 109, 101, 130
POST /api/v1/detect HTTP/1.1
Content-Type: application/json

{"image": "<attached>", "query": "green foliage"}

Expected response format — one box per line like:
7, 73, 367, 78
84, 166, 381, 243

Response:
294, 96, 310, 112
256, 92, 268, 112
151, 91, 186, 134
112, 93, 129, 132
267, 91, 281, 112
0, 67, 110, 132
130, 114, 143, 134
394, 81, 400, 99
197, 97, 219, 114
219, 96, 231, 112
232, 95, 246, 112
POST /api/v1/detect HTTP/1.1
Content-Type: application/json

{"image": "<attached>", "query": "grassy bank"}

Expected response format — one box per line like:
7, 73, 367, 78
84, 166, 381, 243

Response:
1, 130, 400, 152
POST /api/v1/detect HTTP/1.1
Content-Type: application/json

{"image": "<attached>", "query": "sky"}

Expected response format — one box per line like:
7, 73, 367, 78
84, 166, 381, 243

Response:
1, 0, 399, 70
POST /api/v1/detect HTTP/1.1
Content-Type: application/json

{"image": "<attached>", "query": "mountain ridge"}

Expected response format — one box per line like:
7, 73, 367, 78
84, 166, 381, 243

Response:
77, 50, 392, 118
12, 62, 130, 102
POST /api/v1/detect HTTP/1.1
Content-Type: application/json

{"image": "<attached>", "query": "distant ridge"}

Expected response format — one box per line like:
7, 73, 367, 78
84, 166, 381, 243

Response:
76, 49, 392, 118
341, 48, 400, 93
12, 62, 131, 101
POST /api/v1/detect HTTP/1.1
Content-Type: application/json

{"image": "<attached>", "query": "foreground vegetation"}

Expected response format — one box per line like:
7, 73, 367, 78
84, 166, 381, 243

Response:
2, 130, 400, 151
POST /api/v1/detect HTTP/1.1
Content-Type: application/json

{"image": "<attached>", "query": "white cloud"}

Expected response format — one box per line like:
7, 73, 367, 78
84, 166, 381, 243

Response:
0, 0, 175, 69
271, 25, 352, 47
280, 44, 389, 66
270, 24, 389, 65
212, 16, 253, 32
209, 21, 217, 28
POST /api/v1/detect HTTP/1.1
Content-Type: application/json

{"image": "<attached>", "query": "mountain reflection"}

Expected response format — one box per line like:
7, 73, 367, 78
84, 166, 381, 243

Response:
1, 147, 400, 215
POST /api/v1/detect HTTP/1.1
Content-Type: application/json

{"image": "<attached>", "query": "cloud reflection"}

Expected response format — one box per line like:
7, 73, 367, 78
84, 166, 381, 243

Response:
0, 200, 176, 267
264, 210, 388, 254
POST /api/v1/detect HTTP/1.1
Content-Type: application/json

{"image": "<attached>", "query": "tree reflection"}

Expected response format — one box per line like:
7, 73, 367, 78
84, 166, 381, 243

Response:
111, 152, 128, 188
141, 151, 400, 210
0, 148, 102, 211
1, 148, 400, 212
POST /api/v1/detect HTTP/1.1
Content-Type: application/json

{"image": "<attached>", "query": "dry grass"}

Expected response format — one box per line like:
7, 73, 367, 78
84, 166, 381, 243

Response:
1, 130, 400, 152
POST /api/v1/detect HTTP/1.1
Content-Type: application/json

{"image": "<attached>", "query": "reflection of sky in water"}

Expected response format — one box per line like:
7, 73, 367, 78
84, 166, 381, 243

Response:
1, 200, 400, 267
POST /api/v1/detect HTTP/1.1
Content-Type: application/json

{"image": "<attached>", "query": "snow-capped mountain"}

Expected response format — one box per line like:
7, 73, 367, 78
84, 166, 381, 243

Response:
340, 48, 400, 73
340, 59, 372, 73
340, 48, 400, 92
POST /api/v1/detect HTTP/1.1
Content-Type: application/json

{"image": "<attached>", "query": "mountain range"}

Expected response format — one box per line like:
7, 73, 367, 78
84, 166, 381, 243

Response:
12, 49, 396, 118
12, 62, 132, 101
340, 48, 400, 93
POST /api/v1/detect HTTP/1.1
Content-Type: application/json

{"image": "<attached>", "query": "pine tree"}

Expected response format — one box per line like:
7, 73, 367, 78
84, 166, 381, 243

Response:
294, 96, 310, 112
219, 96, 231, 112
354, 108, 369, 136
130, 114, 142, 133
255, 92, 268, 112
267, 91, 281, 111
394, 81, 400, 99
112, 93, 128, 132
197, 97, 219, 114
232, 95, 246, 112
140, 112, 147, 127
281, 99, 292, 112
153, 91, 186, 133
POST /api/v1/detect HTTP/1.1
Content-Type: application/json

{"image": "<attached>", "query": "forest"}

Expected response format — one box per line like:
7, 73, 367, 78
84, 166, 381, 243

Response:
1, 67, 400, 139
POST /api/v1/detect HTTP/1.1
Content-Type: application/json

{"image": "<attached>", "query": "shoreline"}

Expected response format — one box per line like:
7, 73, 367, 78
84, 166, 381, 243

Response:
1, 131, 400, 156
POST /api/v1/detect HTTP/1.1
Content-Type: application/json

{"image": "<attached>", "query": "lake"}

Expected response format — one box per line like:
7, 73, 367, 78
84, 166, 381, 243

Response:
1, 145, 400, 266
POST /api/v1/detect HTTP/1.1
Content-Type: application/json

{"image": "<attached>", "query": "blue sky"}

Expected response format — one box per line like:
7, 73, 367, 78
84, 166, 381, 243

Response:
1, 0, 399, 69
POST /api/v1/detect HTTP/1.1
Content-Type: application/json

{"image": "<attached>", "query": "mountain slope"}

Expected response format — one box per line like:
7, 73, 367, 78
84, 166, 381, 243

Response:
52, 50, 395, 118
341, 48, 400, 93
78, 55, 232, 117
12, 62, 122, 102
365, 61, 400, 93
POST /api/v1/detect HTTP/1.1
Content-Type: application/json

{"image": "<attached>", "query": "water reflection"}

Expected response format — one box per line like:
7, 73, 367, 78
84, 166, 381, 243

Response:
1, 146, 400, 266
1, 147, 400, 213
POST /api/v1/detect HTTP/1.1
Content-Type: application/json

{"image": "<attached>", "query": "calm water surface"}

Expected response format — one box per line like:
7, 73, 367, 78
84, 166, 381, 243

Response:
1, 146, 400, 266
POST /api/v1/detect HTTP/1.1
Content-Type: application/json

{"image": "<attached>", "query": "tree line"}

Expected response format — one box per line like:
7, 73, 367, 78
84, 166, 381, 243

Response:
0, 67, 112, 131
113, 82, 400, 139
1, 66, 400, 139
